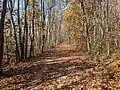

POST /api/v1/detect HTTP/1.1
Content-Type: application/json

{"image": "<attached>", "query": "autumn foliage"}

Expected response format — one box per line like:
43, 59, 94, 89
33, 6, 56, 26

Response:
63, 0, 83, 47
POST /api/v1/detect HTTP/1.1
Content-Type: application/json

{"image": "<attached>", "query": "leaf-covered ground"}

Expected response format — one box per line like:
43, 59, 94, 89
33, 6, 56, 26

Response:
0, 43, 120, 90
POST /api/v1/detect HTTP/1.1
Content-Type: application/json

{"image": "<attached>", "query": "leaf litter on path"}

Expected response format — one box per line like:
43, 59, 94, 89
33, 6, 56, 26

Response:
0, 43, 120, 90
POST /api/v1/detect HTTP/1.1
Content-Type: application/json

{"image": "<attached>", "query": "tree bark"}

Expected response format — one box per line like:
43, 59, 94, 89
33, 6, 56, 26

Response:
18, 0, 22, 60
0, 0, 7, 75
9, 0, 20, 61
30, 0, 35, 57
24, 0, 29, 59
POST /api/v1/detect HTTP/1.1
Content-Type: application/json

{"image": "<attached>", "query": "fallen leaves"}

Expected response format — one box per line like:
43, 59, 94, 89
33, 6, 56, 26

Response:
0, 44, 120, 90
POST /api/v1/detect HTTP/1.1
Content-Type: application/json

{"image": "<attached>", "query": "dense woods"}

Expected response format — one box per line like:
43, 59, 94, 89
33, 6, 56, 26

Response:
0, 0, 67, 72
0, 0, 120, 89
64, 0, 120, 55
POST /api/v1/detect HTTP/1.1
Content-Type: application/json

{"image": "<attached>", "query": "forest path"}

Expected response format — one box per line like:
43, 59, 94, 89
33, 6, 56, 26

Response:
0, 43, 119, 90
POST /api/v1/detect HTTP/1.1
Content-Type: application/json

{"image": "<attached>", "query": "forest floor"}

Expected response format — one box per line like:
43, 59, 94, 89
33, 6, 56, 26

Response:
0, 43, 120, 90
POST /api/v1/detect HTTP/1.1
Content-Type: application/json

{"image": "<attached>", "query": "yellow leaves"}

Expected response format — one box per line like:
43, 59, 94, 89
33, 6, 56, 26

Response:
63, 0, 83, 20
63, 9, 74, 20
63, 4, 82, 20
70, 30, 75, 38
66, 23, 70, 28
39, 10, 44, 14
63, 0, 84, 47
69, 30, 81, 47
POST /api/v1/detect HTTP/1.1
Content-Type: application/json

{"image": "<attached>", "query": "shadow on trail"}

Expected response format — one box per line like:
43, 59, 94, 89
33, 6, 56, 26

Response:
40, 50, 76, 59
43, 58, 96, 81
0, 44, 97, 90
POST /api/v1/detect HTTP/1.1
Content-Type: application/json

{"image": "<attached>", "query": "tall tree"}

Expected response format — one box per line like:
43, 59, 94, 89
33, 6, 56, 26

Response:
21, 0, 29, 59
24, 0, 29, 58
9, 0, 20, 60
30, 0, 35, 57
0, 0, 7, 75
18, 0, 22, 60
41, 0, 46, 53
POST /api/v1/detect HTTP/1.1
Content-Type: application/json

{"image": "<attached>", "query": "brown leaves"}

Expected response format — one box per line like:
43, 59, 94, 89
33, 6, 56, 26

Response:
1, 44, 120, 90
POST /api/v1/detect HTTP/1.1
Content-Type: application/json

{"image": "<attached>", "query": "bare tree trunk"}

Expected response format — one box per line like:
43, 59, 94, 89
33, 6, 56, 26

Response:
9, 0, 20, 61
106, 0, 110, 56
24, 0, 29, 59
30, 0, 35, 57
41, 0, 46, 53
0, 0, 7, 75
18, 0, 22, 60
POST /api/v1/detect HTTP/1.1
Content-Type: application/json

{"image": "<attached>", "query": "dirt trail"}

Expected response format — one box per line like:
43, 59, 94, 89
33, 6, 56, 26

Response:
0, 43, 119, 90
